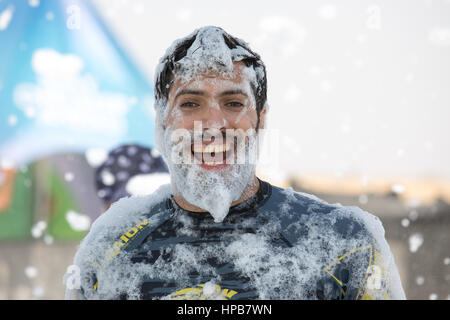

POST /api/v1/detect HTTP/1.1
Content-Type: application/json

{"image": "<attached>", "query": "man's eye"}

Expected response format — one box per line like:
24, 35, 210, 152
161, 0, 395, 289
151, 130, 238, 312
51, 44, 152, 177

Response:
180, 102, 198, 108
225, 101, 244, 108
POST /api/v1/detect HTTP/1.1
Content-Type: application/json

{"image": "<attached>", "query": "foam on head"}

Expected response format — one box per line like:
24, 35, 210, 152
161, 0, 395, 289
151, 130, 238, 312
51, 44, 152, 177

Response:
175, 27, 254, 81
153, 26, 264, 121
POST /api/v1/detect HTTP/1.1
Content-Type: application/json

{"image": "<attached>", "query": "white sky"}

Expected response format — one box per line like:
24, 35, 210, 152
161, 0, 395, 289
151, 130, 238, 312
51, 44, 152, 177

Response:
92, 0, 450, 180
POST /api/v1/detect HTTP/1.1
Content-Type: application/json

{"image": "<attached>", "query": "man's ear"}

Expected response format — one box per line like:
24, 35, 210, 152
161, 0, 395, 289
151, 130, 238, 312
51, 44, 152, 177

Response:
258, 105, 267, 130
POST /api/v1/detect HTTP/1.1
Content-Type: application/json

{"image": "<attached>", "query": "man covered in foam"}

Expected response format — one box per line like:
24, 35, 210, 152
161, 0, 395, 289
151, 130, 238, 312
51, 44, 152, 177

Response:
66, 26, 406, 300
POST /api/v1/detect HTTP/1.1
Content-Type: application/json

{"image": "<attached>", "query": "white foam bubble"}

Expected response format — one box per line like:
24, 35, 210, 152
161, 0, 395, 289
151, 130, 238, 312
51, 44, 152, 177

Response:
66, 210, 91, 232
409, 233, 423, 253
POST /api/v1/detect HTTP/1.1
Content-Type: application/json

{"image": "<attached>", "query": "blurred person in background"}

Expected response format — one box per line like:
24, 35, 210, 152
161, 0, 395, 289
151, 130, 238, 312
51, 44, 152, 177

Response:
95, 144, 169, 212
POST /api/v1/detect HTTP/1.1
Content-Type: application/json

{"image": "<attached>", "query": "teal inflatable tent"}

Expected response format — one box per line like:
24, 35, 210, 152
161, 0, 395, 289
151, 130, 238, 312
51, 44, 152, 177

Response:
0, 0, 156, 241
0, 0, 155, 166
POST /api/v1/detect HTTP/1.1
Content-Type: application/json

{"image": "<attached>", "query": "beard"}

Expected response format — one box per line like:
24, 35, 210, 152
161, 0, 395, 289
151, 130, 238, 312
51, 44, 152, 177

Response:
156, 122, 258, 223
169, 161, 255, 223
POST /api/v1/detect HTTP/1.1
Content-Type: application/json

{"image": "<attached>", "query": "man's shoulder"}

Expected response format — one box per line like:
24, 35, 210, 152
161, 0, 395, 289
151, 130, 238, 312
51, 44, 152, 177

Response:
90, 184, 170, 234
74, 184, 172, 264
261, 184, 382, 245
265, 184, 339, 213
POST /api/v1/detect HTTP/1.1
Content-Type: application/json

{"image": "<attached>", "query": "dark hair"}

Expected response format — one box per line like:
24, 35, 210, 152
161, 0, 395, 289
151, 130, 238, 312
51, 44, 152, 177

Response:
154, 27, 267, 124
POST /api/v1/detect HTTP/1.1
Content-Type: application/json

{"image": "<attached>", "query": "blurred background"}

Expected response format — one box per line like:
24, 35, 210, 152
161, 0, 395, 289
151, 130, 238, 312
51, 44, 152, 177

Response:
0, 0, 449, 299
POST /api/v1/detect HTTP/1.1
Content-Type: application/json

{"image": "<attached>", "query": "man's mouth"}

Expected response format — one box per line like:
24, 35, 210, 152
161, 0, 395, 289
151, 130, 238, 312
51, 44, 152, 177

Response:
191, 141, 234, 169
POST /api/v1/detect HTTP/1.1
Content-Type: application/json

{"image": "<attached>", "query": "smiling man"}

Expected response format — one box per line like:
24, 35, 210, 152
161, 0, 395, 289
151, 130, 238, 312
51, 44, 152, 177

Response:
158, 58, 265, 223
67, 26, 405, 300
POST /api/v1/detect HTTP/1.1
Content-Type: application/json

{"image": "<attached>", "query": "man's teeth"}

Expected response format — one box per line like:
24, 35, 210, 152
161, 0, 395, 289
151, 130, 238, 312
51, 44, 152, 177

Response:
192, 143, 230, 153
192, 143, 230, 166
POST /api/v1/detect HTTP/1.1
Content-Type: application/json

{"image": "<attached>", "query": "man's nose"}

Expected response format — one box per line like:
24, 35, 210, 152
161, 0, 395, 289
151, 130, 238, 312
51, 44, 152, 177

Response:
202, 105, 227, 129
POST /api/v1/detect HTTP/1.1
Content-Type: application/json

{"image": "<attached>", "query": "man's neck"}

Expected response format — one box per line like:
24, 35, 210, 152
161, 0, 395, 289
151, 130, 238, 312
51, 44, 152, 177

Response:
172, 176, 260, 213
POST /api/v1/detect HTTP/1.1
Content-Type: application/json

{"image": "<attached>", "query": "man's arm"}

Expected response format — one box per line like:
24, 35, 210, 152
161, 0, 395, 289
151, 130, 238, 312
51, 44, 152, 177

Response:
317, 240, 405, 300
317, 206, 406, 300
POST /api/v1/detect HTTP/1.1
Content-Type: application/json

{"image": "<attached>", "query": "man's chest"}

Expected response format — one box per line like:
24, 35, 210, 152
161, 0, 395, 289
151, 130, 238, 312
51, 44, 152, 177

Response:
122, 230, 325, 300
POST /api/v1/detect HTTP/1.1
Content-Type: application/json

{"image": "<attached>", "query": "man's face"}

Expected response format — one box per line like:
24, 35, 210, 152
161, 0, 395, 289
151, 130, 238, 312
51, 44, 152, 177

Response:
167, 62, 260, 130
156, 61, 265, 222
164, 62, 264, 168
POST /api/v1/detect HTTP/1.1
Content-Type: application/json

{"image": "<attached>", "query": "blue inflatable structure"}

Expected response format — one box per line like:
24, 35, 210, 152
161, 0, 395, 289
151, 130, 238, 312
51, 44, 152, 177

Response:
0, 0, 155, 166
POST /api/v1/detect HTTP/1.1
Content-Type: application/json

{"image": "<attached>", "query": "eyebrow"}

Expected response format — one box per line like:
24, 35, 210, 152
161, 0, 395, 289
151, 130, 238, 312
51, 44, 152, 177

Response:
174, 89, 205, 101
174, 88, 249, 102
218, 89, 248, 98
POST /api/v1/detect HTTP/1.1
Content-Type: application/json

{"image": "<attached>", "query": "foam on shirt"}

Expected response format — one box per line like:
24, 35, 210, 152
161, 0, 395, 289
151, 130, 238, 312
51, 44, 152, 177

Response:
69, 185, 405, 300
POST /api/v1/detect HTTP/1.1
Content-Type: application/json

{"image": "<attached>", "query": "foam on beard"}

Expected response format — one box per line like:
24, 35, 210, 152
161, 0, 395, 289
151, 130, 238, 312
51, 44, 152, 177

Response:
158, 125, 257, 223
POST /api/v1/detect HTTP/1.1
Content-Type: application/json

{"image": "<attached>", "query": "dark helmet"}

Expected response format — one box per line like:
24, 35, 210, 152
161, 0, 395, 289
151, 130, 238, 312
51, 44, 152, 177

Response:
95, 144, 168, 205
